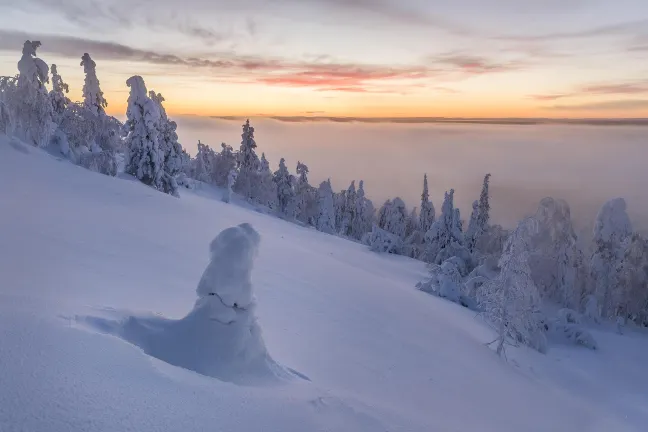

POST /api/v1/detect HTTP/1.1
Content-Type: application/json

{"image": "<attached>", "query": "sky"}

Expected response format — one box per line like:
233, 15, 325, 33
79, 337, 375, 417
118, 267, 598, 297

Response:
1, 0, 648, 118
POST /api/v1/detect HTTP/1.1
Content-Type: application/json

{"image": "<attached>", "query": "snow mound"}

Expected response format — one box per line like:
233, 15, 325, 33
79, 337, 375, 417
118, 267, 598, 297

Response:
79, 223, 296, 385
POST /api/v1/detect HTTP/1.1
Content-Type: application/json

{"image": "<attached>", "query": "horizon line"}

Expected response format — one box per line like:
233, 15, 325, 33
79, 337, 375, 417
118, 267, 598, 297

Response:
203, 115, 648, 126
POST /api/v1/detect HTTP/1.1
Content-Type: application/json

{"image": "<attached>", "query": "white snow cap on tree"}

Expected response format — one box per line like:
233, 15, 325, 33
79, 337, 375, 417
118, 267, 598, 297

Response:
317, 179, 336, 234
80, 53, 108, 116
124, 76, 165, 191
419, 174, 435, 232
17, 41, 49, 88
479, 217, 547, 355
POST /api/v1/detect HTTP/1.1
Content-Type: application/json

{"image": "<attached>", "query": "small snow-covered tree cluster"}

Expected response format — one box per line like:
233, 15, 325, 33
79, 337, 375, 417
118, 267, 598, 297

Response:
1, 42, 190, 190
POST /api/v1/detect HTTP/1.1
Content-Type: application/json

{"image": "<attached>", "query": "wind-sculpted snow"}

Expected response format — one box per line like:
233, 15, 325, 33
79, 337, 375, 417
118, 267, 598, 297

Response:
79, 223, 297, 385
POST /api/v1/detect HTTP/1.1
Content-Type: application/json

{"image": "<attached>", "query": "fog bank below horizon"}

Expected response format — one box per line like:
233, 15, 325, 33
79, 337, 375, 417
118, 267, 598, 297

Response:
175, 117, 648, 234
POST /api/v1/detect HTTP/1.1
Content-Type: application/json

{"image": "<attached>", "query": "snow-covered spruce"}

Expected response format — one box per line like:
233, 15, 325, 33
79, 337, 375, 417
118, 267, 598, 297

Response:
424, 189, 471, 269
80, 53, 108, 116
273, 157, 296, 217
364, 224, 403, 254
256, 152, 278, 209
3, 40, 55, 147
123, 76, 175, 196
223, 168, 237, 203
419, 174, 435, 233
316, 179, 336, 234
81, 223, 294, 385
478, 217, 547, 356
590, 198, 633, 319
234, 119, 260, 200
294, 161, 317, 225
377, 197, 408, 239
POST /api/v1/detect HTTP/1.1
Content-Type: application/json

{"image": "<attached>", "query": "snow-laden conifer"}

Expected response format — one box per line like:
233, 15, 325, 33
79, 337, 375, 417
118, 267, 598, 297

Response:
80, 53, 108, 116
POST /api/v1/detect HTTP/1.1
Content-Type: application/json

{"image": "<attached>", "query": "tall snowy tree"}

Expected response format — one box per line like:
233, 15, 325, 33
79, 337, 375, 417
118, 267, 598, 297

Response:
351, 180, 373, 240
466, 174, 492, 253
615, 233, 648, 325
339, 181, 357, 237
316, 179, 336, 234
123, 76, 169, 194
273, 158, 295, 217
425, 189, 471, 266
80, 53, 107, 116
49, 64, 70, 122
7, 40, 54, 147
234, 119, 260, 200
419, 174, 435, 232
149, 90, 185, 196
255, 152, 278, 209
590, 198, 633, 319
479, 217, 547, 356
528, 197, 586, 309
295, 161, 316, 224
210, 143, 237, 187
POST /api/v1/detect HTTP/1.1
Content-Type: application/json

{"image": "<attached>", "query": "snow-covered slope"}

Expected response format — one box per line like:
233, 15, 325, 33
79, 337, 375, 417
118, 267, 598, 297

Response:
1, 133, 647, 432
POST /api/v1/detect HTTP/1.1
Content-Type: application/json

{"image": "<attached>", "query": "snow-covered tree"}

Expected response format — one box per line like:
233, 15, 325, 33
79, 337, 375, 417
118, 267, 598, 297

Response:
149, 90, 186, 196
339, 181, 357, 237
192, 141, 217, 184
316, 179, 336, 234
294, 161, 316, 224
405, 207, 419, 238
49, 64, 70, 122
419, 174, 435, 232
123, 76, 170, 194
528, 198, 586, 309
377, 197, 408, 239
479, 217, 547, 356
425, 189, 471, 267
212, 143, 237, 187
234, 119, 260, 200
255, 152, 278, 208
80, 53, 107, 116
273, 158, 295, 217
4, 40, 55, 147
466, 174, 491, 253
614, 233, 648, 325
590, 198, 633, 319
223, 169, 237, 203
350, 180, 373, 240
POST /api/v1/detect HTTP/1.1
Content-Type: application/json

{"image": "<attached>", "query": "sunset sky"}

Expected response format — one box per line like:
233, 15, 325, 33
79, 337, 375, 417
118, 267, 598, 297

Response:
1, 0, 648, 118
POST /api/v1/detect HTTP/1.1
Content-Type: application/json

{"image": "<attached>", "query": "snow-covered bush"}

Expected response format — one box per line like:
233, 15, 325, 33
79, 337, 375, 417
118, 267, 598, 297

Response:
364, 224, 403, 254
403, 229, 425, 259
545, 310, 597, 350
478, 217, 547, 356
418, 259, 463, 303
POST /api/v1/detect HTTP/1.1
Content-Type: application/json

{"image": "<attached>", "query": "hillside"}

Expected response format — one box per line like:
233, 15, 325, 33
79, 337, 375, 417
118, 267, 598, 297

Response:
0, 133, 647, 432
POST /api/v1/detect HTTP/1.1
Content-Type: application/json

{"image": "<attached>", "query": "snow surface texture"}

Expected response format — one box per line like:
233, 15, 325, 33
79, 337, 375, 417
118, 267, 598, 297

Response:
78, 223, 296, 385
1, 133, 648, 431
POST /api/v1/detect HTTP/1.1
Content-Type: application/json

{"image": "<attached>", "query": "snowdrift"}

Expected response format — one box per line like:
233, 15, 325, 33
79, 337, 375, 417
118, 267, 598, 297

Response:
79, 223, 296, 385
